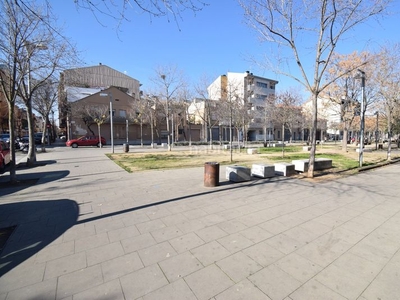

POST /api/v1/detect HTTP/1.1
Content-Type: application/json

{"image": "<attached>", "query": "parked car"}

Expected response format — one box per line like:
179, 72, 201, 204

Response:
1, 133, 20, 150
66, 136, 106, 148
0, 140, 11, 173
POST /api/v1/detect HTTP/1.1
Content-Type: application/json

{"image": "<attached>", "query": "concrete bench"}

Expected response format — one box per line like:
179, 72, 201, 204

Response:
224, 144, 239, 150
251, 164, 275, 178
226, 166, 251, 182
247, 148, 258, 155
161, 143, 168, 148
274, 162, 295, 177
273, 143, 285, 148
292, 158, 332, 172
303, 146, 311, 151
356, 148, 372, 153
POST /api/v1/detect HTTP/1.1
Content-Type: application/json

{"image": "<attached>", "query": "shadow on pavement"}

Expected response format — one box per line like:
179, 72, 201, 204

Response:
0, 169, 70, 197
0, 199, 79, 277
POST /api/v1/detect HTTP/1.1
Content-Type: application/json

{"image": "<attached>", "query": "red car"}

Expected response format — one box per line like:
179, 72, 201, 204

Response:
66, 136, 106, 148
0, 140, 11, 173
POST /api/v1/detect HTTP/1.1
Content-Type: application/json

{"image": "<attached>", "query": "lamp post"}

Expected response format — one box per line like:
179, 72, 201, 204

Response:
100, 92, 114, 153
357, 69, 366, 167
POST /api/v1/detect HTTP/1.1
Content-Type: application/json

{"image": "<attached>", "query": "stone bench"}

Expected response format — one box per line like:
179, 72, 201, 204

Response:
247, 148, 258, 155
292, 158, 332, 172
303, 146, 311, 151
224, 144, 239, 150
273, 143, 285, 148
226, 166, 251, 182
274, 162, 295, 177
251, 164, 275, 178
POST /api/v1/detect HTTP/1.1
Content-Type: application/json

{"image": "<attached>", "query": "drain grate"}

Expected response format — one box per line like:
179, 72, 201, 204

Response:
0, 226, 16, 252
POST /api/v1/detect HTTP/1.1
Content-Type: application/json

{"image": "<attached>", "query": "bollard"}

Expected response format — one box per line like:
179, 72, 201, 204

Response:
123, 143, 129, 153
204, 162, 219, 187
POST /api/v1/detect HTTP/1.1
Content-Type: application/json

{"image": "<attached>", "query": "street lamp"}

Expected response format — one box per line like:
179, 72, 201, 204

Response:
100, 92, 114, 153
357, 69, 366, 167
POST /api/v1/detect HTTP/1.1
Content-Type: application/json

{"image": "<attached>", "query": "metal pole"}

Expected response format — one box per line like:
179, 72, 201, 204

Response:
110, 94, 114, 153
126, 119, 129, 144
358, 70, 365, 167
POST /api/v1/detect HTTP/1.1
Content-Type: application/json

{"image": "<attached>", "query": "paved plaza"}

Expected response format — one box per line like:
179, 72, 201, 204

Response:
1, 145, 400, 300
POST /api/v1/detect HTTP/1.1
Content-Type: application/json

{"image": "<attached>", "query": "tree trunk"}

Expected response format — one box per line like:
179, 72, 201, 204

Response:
26, 100, 37, 167
7, 104, 17, 183
307, 93, 318, 178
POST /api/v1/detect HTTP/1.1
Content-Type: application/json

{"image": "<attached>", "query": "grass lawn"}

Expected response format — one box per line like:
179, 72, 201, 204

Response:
107, 142, 400, 178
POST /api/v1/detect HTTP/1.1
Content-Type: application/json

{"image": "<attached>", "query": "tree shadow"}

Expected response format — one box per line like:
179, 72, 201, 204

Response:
0, 199, 79, 277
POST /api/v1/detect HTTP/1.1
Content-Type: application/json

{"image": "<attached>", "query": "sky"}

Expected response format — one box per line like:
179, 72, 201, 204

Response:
49, 0, 400, 99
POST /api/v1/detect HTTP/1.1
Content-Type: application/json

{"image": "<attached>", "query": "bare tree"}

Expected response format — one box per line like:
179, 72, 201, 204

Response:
375, 44, 400, 160
240, 0, 391, 177
31, 78, 58, 151
150, 65, 185, 151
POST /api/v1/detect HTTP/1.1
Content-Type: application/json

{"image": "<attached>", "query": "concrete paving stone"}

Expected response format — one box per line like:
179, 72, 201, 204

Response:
44, 251, 87, 279
237, 210, 276, 227
239, 225, 274, 243
74, 232, 110, 252
161, 213, 190, 226
196, 225, 229, 243
216, 207, 246, 220
175, 218, 207, 233
99, 203, 126, 215
198, 213, 227, 227
142, 279, 197, 300
217, 232, 254, 253
117, 211, 151, 226
264, 232, 306, 255
0, 293, 6, 300
120, 232, 157, 253
348, 238, 397, 265
297, 219, 332, 237
295, 232, 354, 268
0, 261, 46, 293
150, 225, 184, 243
329, 226, 366, 244
185, 264, 235, 300
217, 219, 248, 234
137, 241, 177, 266
159, 251, 203, 282
169, 232, 205, 253
62, 223, 96, 242
282, 226, 321, 245
314, 262, 371, 299
337, 218, 380, 236
136, 218, 167, 234
243, 240, 286, 267
182, 208, 209, 219
216, 251, 263, 283
201, 203, 227, 214
361, 258, 400, 300
35, 240, 75, 263
86, 242, 125, 266
101, 251, 144, 282
248, 264, 302, 300
330, 252, 384, 282
107, 224, 140, 243
92, 218, 125, 234
56, 265, 103, 299
72, 279, 124, 300
145, 207, 173, 220
288, 278, 347, 300
119, 262, 168, 299
258, 219, 290, 235
190, 240, 231, 266
4, 278, 57, 300
214, 279, 271, 300
274, 252, 323, 283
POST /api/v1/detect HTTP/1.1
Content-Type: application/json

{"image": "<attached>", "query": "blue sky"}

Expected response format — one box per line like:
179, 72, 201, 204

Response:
50, 1, 400, 98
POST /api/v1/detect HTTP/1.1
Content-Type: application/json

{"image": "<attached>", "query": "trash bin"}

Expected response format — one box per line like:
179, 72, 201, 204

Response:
204, 162, 219, 187
123, 143, 129, 153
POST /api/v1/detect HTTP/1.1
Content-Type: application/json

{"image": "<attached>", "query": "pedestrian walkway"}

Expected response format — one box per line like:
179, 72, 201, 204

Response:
1, 145, 400, 299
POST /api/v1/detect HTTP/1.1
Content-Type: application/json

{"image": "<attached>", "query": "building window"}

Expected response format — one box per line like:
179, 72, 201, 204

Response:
270, 84, 275, 90
119, 110, 126, 118
256, 82, 269, 89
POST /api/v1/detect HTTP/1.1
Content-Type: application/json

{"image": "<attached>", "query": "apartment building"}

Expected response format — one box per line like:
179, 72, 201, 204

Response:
207, 71, 278, 141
